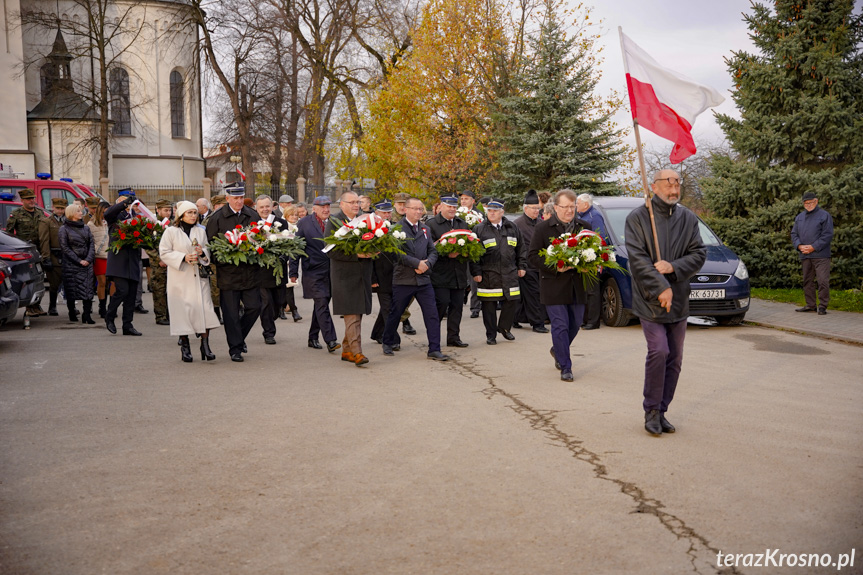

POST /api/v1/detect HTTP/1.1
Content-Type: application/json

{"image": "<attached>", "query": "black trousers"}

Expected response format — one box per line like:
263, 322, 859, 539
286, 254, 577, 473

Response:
220, 288, 262, 355
106, 277, 138, 330
283, 286, 297, 311
260, 286, 282, 339
435, 287, 465, 344
583, 280, 602, 327
371, 291, 400, 344
515, 270, 546, 327
482, 298, 517, 339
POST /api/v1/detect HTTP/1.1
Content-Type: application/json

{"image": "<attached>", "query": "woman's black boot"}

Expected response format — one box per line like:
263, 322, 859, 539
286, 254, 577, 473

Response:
68, 303, 79, 322
200, 331, 216, 361
98, 298, 107, 318
81, 300, 96, 324
180, 336, 193, 363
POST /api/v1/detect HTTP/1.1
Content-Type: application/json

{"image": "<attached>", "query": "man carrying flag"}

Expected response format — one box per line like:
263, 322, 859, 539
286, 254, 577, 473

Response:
619, 30, 721, 435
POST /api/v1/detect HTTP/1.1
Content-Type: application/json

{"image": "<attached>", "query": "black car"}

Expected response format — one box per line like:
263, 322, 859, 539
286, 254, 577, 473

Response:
0, 259, 19, 326
591, 197, 751, 326
0, 231, 46, 314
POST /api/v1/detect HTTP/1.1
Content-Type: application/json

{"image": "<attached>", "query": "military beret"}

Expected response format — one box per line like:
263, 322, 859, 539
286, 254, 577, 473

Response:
18, 188, 35, 200
155, 199, 172, 209
52, 197, 69, 208
393, 192, 410, 203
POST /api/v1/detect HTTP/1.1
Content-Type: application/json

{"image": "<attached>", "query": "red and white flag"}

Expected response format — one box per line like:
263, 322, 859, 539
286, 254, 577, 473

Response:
620, 29, 725, 164
236, 167, 246, 181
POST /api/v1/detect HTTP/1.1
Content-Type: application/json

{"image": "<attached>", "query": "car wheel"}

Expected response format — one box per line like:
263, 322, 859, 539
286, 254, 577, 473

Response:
602, 277, 629, 327
716, 313, 746, 326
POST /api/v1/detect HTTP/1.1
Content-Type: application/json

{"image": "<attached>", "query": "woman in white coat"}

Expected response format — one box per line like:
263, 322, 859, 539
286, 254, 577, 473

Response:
159, 201, 221, 362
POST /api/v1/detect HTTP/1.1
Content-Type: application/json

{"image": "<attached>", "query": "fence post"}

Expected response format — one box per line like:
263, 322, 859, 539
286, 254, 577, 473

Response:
100, 177, 110, 200
296, 176, 306, 204
202, 178, 212, 198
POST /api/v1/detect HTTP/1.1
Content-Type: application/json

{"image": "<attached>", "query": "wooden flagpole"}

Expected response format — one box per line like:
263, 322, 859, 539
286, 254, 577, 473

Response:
619, 27, 662, 262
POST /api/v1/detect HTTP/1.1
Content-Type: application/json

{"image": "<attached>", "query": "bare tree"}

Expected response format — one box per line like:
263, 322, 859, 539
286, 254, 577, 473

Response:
19, 0, 165, 179
642, 141, 734, 215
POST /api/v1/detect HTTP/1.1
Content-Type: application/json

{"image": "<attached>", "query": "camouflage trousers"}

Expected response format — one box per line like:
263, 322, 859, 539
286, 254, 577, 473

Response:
151, 266, 168, 321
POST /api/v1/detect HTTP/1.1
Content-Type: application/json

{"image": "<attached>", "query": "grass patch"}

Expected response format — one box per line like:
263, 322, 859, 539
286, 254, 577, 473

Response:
751, 288, 863, 313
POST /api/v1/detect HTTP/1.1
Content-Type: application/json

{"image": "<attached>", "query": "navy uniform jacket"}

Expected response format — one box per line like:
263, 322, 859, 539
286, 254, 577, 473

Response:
426, 213, 469, 290
205, 204, 262, 291
392, 217, 438, 286
289, 213, 331, 299
104, 200, 142, 281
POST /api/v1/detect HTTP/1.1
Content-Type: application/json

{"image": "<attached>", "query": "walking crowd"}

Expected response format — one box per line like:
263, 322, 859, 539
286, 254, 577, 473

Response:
10, 169, 831, 436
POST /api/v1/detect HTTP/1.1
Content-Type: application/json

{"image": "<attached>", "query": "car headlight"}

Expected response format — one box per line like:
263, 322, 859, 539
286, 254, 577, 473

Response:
734, 260, 749, 280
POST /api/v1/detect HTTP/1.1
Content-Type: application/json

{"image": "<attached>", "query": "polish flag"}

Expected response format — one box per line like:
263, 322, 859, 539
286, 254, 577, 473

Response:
236, 167, 246, 181
620, 29, 725, 164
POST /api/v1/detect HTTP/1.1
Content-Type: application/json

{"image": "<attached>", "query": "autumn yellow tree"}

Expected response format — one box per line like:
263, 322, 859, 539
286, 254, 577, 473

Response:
357, 0, 524, 200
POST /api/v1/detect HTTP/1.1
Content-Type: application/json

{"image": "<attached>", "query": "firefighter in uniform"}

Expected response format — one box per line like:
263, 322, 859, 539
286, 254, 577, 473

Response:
470, 198, 527, 345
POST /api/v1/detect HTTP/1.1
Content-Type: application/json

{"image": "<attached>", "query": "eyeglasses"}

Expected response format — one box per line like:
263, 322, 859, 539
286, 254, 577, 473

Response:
654, 177, 682, 186
556, 204, 576, 212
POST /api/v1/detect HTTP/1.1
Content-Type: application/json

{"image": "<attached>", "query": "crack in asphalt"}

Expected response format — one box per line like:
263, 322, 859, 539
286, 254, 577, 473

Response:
445, 355, 742, 575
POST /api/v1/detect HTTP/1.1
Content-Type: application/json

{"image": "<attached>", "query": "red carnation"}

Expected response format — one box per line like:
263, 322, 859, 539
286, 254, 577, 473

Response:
567, 237, 578, 247
146, 222, 154, 230
381, 227, 388, 234
251, 227, 260, 234
133, 231, 140, 237
601, 253, 609, 262
552, 239, 562, 246
136, 239, 142, 244
130, 219, 138, 226
448, 238, 457, 244
240, 234, 248, 241
256, 247, 264, 254
557, 260, 565, 269
119, 233, 126, 240
235, 224, 242, 229
362, 232, 374, 241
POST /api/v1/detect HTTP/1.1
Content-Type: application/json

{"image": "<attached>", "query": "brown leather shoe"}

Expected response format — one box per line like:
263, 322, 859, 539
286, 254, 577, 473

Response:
341, 351, 356, 362
354, 354, 369, 366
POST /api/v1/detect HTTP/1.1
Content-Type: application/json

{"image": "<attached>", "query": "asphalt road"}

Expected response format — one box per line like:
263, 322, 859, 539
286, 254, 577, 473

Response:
1, 297, 861, 575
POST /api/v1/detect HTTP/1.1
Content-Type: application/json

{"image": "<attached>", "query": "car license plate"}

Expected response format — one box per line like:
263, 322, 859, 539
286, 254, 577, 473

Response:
35, 262, 43, 273
690, 289, 725, 300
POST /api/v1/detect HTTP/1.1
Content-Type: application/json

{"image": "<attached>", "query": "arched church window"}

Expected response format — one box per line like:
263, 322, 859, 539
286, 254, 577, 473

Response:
170, 70, 185, 138
110, 67, 131, 136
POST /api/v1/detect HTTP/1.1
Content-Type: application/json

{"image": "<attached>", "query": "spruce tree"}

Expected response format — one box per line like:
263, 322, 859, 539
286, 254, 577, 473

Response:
702, 0, 863, 289
492, 1, 626, 207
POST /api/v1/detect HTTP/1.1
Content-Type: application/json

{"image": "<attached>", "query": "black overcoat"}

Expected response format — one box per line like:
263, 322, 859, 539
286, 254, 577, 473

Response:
528, 214, 591, 306
324, 211, 373, 315
58, 220, 95, 300
104, 201, 143, 281
426, 213, 470, 290
205, 204, 263, 291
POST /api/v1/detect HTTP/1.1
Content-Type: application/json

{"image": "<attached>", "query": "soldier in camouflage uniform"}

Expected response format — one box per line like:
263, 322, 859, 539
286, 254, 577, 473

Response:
39, 197, 68, 315
203, 194, 226, 324
6, 188, 47, 315
148, 199, 173, 325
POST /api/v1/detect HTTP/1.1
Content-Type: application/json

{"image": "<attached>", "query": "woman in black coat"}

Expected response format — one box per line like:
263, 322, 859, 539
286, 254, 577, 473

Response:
58, 203, 96, 323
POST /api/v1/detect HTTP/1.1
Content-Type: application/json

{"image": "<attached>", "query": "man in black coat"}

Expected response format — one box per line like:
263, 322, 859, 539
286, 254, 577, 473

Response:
528, 189, 591, 382
470, 198, 527, 345
625, 170, 706, 436
370, 200, 400, 347
513, 189, 548, 333
426, 194, 470, 347
382, 198, 449, 361
254, 195, 288, 345
205, 185, 263, 362
289, 196, 340, 353
104, 190, 144, 336
325, 191, 374, 366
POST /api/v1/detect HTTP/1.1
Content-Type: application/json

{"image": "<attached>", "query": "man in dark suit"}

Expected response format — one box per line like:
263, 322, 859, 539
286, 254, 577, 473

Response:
528, 189, 591, 382
205, 185, 263, 362
254, 195, 288, 345
289, 196, 340, 353
370, 200, 400, 347
103, 190, 143, 336
382, 197, 449, 361
426, 194, 470, 348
